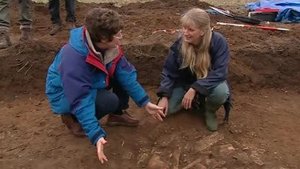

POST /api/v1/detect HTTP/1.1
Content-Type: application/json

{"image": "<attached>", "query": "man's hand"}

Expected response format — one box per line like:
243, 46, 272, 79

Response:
96, 137, 108, 164
145, 102, 165, 121
182, 88, 196, 110
157, 97, 169, 115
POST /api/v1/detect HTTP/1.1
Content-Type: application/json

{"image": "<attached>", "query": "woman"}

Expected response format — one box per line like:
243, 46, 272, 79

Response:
157, 8, 231, 131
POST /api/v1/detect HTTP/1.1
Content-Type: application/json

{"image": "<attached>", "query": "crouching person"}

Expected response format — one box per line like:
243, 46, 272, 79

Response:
45, 8, 165, 164
157, 8, 231, 131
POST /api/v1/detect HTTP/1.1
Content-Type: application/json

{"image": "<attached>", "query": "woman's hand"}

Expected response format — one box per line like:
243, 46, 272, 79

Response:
145, 102, 165, 121
157, 97, 169, 115
182, 88, 196, 110
96, 137, 108, 164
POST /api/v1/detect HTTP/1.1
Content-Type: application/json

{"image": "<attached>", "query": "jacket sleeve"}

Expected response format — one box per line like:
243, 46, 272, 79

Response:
157, 39, 181, 98
114, 56, 150, 107
191, 33, 230, 96
60, 46, 106, 145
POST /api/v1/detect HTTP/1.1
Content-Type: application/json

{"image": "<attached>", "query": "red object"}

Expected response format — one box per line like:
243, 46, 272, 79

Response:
254, 8, 279, 13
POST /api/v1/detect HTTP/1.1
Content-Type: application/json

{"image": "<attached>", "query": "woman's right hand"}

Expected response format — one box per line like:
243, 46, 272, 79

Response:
157, 97, 169, 115
96, 137, 108, 164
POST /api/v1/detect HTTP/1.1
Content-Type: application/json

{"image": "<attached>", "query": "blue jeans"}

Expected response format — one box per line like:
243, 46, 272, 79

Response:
167, 81, 230, 115
0, 0, 32, 28
49, 0, 76, 25
95, 83, 129, 119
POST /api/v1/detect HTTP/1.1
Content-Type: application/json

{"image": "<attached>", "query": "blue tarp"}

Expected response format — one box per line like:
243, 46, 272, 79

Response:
246, 0, 300, 23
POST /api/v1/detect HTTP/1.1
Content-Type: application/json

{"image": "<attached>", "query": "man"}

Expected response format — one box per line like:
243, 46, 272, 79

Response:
45, 7, 165, 163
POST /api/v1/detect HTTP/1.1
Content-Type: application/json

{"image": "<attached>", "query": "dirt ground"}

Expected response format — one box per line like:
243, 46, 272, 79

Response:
1, 0, 300, 169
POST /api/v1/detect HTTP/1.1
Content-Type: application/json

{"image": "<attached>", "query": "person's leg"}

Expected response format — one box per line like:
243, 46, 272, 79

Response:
0, 0, 11, 49
18, 0, 32, 27
106, 81, 139, 127
18, 0, 32, 41
65, 0, 76, 29
112, 82, 129, 115
95, 89, 119, 119
49, 0, 62, 35
61, 89, 119, 137
49, 0, 61, 25
205, 81, 230, 131
0, 0, 9, 28
167, 87, 186, 115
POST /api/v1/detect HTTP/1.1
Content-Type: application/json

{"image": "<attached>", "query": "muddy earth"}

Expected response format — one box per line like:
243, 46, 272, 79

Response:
0, 0, 299, 169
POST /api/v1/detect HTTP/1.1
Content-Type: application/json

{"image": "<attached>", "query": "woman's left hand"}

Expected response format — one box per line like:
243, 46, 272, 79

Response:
182, 88, 196, 110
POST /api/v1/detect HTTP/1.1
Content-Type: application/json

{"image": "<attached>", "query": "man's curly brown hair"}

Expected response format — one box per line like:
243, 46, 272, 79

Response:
85, 8, 123, 43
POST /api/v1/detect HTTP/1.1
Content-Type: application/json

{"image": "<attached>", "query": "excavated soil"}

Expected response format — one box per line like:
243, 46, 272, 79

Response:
0, 0, 299, 169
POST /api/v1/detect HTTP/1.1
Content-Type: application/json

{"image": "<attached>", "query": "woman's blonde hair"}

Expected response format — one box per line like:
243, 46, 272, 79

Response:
180, 8, 212, 79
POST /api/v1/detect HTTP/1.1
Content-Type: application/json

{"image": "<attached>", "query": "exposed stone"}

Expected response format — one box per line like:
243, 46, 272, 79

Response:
205, 159, 217, 166
250, 150, 264, 166
122, 151, 133, 160
192, 163, 207, 169
194, 132, 224, 152
205, 159, 226, 169
156, 134, 176, 148
229, 125, 242, 134
233, 152, 251, 165
219, 144, 235, 157
182, 158, 204, 169
171, 147, 181, 169
137, 153, 149, 165
147, 154, 169, 169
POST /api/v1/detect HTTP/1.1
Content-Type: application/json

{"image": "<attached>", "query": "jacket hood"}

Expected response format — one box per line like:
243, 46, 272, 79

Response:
68, 27, 89, 55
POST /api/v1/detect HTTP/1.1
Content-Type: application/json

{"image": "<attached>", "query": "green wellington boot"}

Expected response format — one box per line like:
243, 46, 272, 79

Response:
205, 111, 218, 131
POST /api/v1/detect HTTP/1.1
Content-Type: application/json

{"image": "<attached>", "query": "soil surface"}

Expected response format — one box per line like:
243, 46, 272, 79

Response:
1, 0, 300, 169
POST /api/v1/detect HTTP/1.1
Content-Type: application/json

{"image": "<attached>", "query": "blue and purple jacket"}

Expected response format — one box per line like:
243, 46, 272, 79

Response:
157, 31, 230, 97
46, 27, 150, 145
